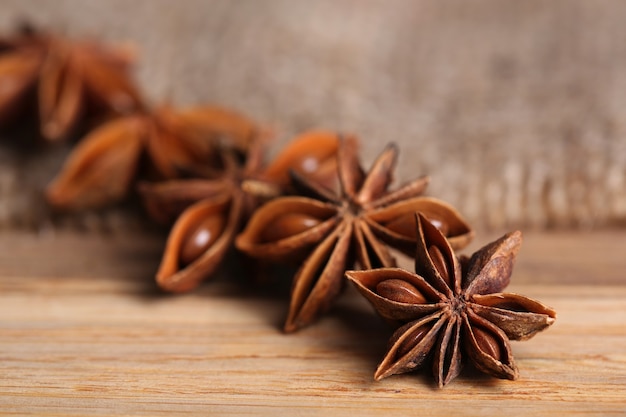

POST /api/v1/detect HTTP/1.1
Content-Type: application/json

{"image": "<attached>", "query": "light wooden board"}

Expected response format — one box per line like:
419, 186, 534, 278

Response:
0, 231, 625, 416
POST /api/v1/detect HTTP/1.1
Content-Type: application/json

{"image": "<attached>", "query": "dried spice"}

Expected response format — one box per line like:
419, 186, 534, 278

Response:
0, 24, 141, 141
346, 213, 556, 387
45, 104, 260, 211
236, 140, 473, 332
0, 20, 561, 393
140, 130, 345, 293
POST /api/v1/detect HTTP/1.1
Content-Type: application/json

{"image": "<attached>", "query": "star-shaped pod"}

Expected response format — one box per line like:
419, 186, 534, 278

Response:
139, 130, 346, 293
0, 24, 141, 141
346, 213, 556, 387
45, 105, 260, 211
236, 140, 473, 332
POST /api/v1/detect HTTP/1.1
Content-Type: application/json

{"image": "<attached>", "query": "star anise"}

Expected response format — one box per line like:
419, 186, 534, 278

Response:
139, 130, 346, 293
45, 104, 260, 211
0, 24, 142, 141
235, 140, 474, 332
346, 213, 557, 388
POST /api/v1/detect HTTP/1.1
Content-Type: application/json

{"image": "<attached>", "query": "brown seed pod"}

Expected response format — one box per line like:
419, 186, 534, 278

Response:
142, 129, 347, 293
156, 192, 241, 293
346, 213, 556, 387
237, 140, 473, 332
0, 26, 143, 141
47, 104, 262, 211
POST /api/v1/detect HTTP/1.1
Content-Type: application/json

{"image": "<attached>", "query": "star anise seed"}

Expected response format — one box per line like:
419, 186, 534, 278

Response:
0, 25, 142, 141
45, 105, 260, 211
140, 130, 345, 292
236, 140, 473, 332
346, 213, 556, 388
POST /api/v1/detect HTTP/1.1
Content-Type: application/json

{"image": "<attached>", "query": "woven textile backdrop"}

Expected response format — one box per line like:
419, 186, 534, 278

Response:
1, 0, 625, 232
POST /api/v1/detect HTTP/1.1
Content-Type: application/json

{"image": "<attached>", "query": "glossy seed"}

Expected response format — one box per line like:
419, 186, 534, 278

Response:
384, 214, 417, 238
428, 245, 451, 286
376, 279, 427, 304
473, 326, 502, 360
262, 131, 339, 187
428, 217, 449, 236
261, 213, 320, 242
297, 155, 321, 175
180, 214, 225, 265
385, 214, 449, 238
395, 323, 431, 359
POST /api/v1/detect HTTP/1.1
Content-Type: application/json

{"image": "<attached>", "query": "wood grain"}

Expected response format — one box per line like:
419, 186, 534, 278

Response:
0, 231, 625, 415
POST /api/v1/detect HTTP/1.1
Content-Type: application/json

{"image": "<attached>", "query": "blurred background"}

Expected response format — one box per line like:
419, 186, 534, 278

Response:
1, 0, 625, 233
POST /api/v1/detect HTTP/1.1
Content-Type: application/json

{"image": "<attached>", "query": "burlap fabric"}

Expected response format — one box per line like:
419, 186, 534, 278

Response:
1, 0, 624, 232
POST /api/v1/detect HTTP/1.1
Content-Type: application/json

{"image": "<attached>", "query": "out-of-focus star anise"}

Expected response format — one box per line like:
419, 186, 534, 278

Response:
45, 104, 260, 211
139, 130, 346, 293
0, 24, 142, 141
235, 140, 473, 333
346, 213, 556, 388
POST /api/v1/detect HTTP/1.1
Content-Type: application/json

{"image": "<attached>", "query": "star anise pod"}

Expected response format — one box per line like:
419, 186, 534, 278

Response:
0, 24, 142, 141
139, 130, 346, 293
45, 104, 261, 211
346, 213, 557, 388
235, 140, 473, 332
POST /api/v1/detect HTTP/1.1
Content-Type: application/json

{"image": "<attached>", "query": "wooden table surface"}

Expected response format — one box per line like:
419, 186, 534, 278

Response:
0, 230, 625, 416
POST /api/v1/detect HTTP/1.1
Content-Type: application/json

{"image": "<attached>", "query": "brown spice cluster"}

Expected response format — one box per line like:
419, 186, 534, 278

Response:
0, 23, 141, 142
347, 214, 556, 387
0, 23, 556, 389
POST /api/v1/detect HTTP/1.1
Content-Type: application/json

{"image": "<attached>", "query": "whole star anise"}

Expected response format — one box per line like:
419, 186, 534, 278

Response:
0, 24, 142, 141
139, 130, 346, 293
45, 104, 260, 211
346, 213, 556, 388
235, 140, 473, 332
